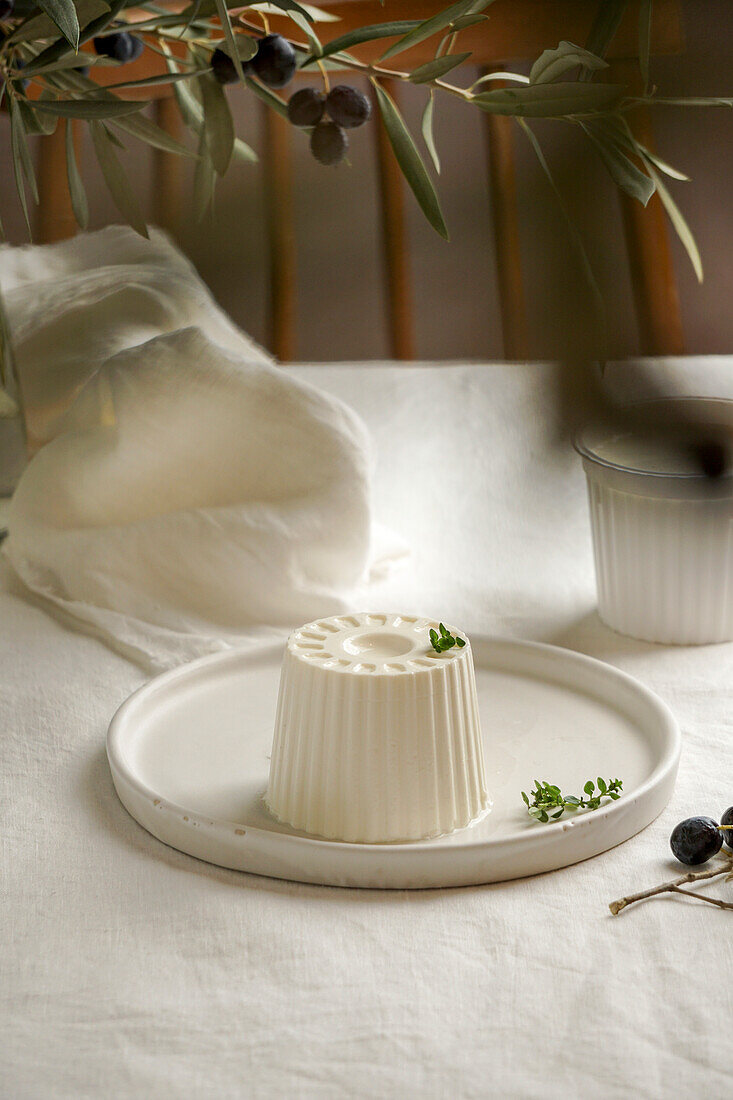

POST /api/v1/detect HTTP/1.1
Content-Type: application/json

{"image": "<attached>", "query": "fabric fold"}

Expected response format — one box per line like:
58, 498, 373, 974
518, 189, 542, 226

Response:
1, 227, 405, 669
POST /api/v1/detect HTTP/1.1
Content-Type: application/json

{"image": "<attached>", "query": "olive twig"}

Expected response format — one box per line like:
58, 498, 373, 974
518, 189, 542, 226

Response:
669, 886, 733, 911
609, 851, 733, 916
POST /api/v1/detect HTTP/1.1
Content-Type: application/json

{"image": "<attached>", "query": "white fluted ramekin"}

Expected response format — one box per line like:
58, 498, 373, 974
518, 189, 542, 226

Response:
265, 612, 491, 842
576, 398, 733, 645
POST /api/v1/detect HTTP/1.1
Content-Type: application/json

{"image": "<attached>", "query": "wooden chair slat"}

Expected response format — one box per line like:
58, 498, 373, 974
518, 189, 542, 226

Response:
152, 98, 184, 238
482, 73, 528, 361
610, 58, 685, 355
263, 103, 298, 362
35, 119, 80, 243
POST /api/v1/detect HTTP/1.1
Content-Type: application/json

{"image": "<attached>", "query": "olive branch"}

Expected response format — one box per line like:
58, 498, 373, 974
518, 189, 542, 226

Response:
0, 0, 731, 413
609, 849, 733, 916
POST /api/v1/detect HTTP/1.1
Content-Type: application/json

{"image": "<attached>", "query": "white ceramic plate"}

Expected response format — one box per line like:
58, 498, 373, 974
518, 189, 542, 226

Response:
107, 636, 680, 889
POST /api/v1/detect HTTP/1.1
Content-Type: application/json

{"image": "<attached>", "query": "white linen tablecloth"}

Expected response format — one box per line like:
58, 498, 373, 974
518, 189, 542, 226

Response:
3, 358, 733, 1099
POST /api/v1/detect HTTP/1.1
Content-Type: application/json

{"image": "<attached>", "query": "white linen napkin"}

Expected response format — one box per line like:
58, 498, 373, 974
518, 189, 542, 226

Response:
0, 227, 405, 670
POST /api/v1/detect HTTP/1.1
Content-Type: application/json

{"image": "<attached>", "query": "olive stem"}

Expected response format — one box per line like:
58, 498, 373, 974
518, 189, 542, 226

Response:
670, 886, 733, 911
316, 58, 330, 94
232, 17, 474, 101
609, 854, 733, 916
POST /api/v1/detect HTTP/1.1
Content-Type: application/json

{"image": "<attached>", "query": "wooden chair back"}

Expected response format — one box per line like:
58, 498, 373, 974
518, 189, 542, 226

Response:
34, 0, 684, 361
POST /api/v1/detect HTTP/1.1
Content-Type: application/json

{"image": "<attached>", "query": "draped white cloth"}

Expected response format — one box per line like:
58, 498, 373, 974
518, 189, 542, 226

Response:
0, 228, 403, 669
3, 356, 733, 1098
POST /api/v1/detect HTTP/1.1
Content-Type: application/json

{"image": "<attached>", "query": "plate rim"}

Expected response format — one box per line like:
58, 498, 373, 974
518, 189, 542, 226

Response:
107, 634, 681, 858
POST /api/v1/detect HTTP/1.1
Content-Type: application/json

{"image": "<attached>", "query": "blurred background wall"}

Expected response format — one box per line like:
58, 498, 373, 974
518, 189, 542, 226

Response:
1, 0, 731, 362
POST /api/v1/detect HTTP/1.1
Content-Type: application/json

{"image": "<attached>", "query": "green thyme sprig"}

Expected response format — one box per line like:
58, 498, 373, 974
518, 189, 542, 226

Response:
522, 777, 623, 822
429, 623, 466, 654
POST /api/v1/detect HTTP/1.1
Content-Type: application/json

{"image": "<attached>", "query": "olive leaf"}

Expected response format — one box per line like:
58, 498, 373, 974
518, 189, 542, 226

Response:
601, 112, 693, 188
160, 37, 209, 132
471, 70, 529, 90
580, 118, 655, 206
232, 136, 258, 165
301, 20, 421, 65
451, 12, 488, 31
0, 286, 19, 419
380, 0, 494, 61
640, 145, 689, 182
182, 82, 256, 162
287, 9, 322, 57
193, 128, 216, 221
171, 0, 214, 20
90, 120, 148, 237
13, 104, 39, 205
88, 69, 204, 93
582, 0, 629, 69
220, 31, 258, 63
35, 0, 80, 48
65, 117, 89, 229
21, 40, 78, 77
9, 104, 32, 237
473, 81, 623, 117
113, 10, 213, 33
212, 0, 246, 81
234, 0, 327, 19
31, 97, 147, 118
649, 97, 733, 107
244, 75, 289, 119
168, 57, 207, 129
199, 71, 234, 175
18, 97, 57, 136
16, 103, 46, 137
21, 0, 124, 74
79, 0, 125, 42
641, 156, 703, 282
175, 83, 202, 131
103, 125, 126, 150
163, 45, 256, 162
373, 79, 448, 240
111, 111, 197, 158
294, 2, 340, 21
409, 51, 471, 84
0, 387, 19, 418
21, 16, 114, 75
9, 0, 108, 43
421, 91, 440, 173
264, 0, 314, 23
529, 40, 608, 85
159, 35, 198, 69
20, 54, 115, 77
177, 0, 205, 37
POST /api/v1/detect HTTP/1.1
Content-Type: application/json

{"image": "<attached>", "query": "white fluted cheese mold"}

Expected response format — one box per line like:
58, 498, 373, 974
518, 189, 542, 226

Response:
576, 397, 733, 644
265, 613, 491, 843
